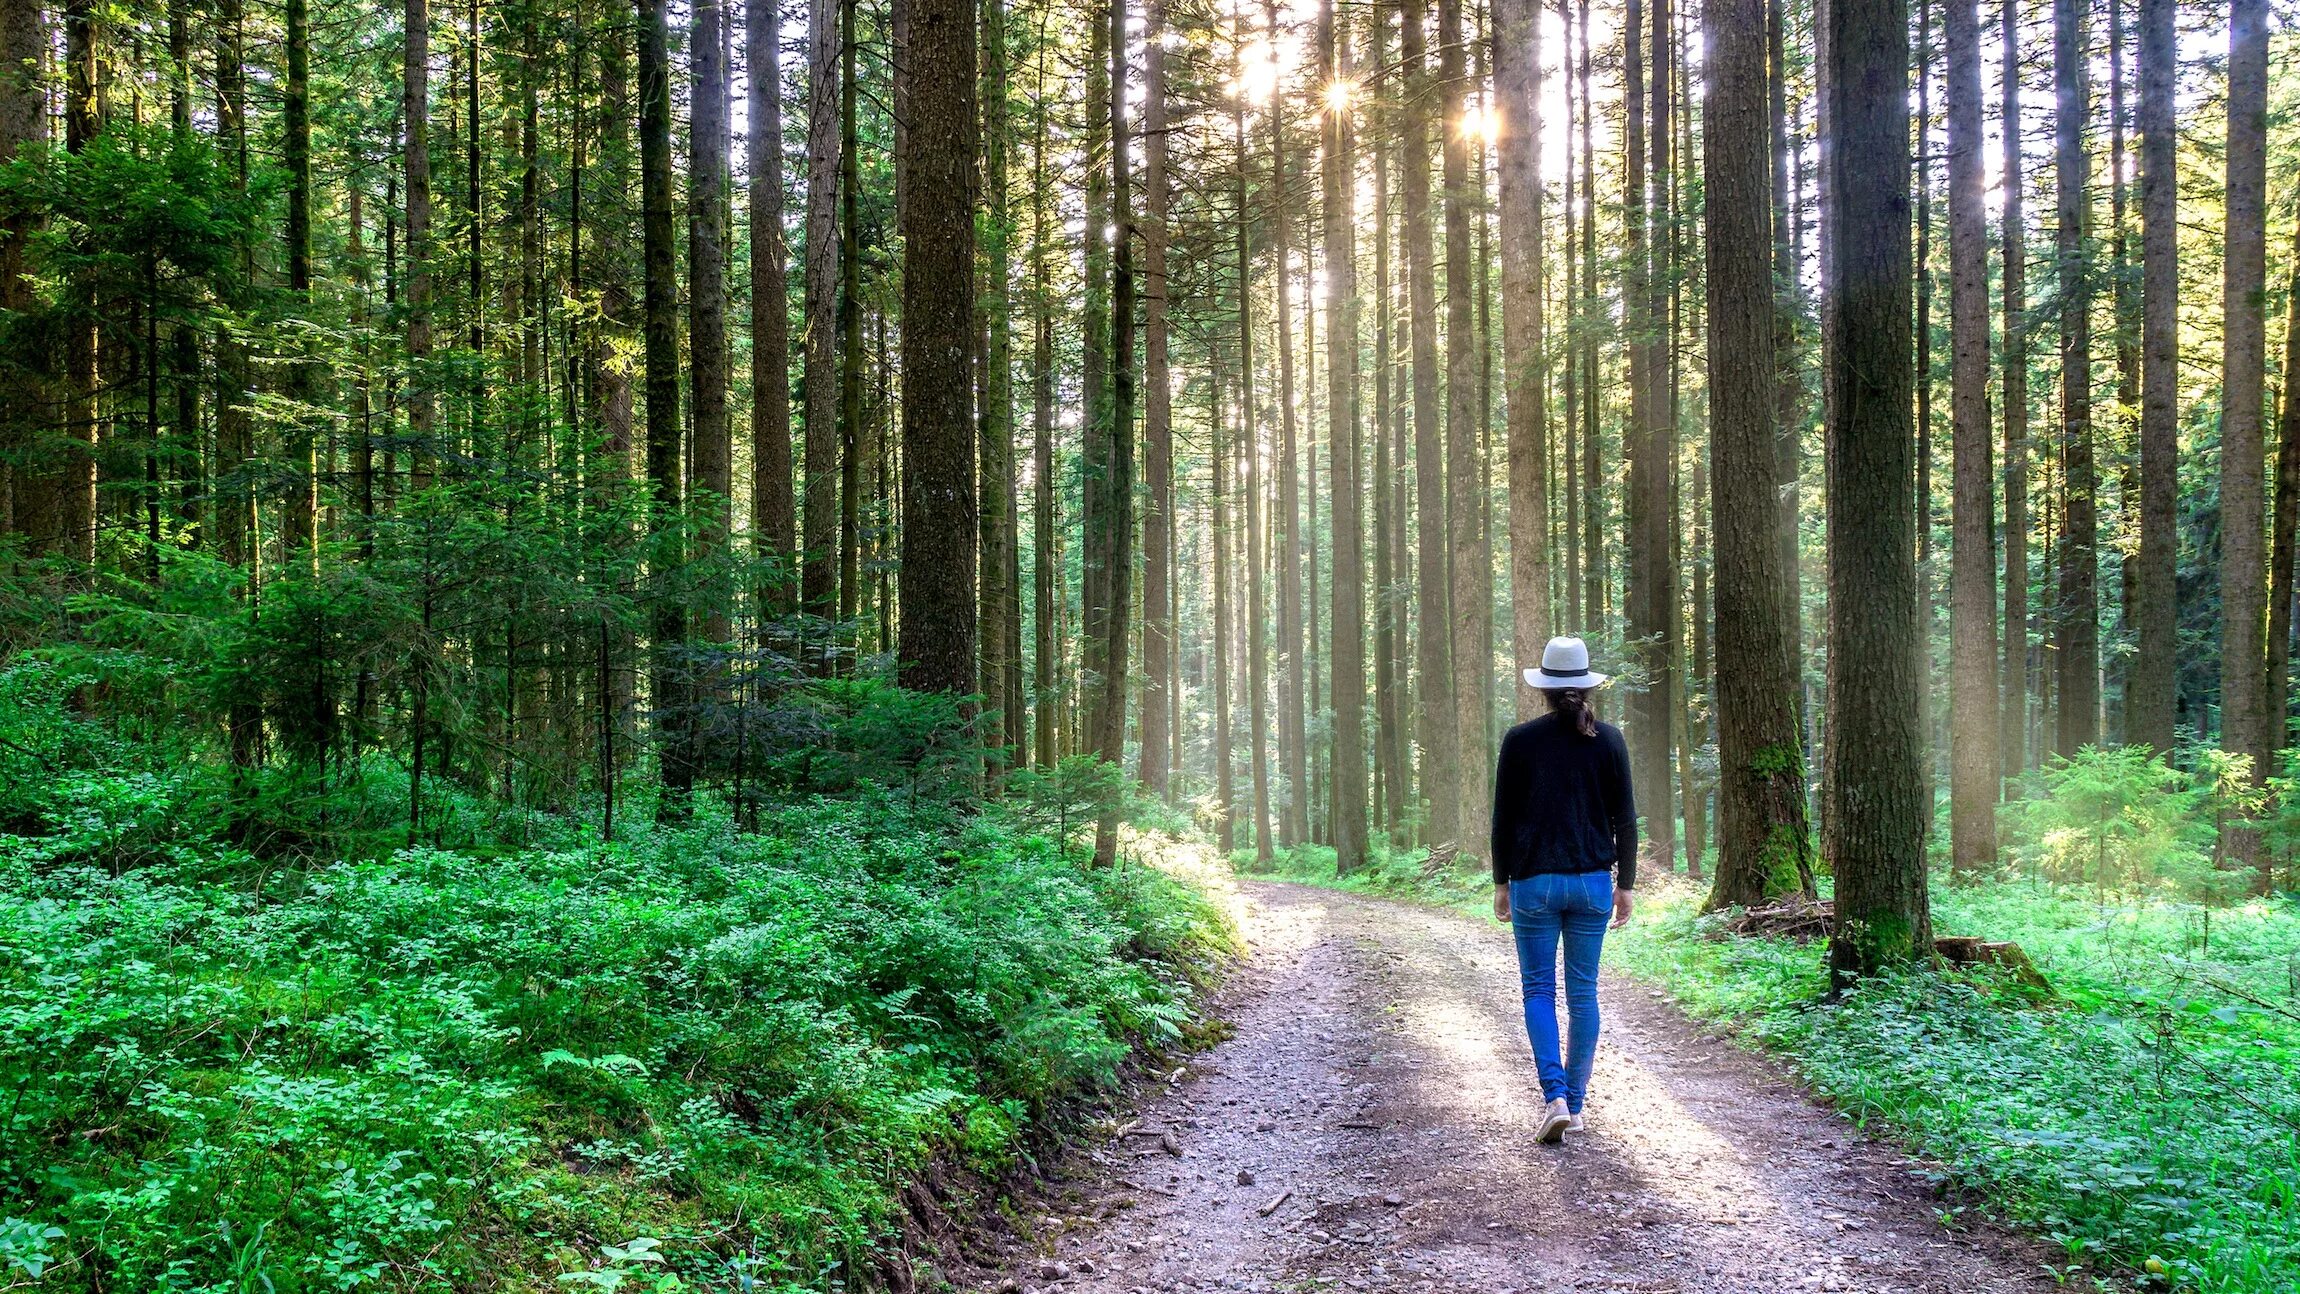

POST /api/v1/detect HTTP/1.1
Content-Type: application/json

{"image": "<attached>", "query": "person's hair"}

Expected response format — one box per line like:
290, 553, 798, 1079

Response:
1544, 687, 1598, 738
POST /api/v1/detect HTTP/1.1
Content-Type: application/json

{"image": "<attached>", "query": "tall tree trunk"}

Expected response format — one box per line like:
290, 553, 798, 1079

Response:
1372, 9, 1407, 838
2, 0, 46, 545
751, 0, 797, 613
639, 0, 690, 799
1246, 287, 1274, 863
1914, 0, 1939, 808
284, 0, 317, 560
2000, 0, 2028, 784
1623, 0, 1678, 874
1031, 77, 1058, 768
1441, 0, 1488, 859
1768, 0, 1802, 662
1703, 0, 1814, 909
51, 0, 98, 563
837, 0, 864, 628
981, 0, 1019, 773
1087, 0, 1135, 866
1558, 0, 1580, 630
1079, 0, 1110, 661
1267, 0, 1309, 849
2107, 0, 2137, 740
2270, 211, 2300, 759
1402, 0, 1456, 847
1822, 0, 1930, 977
801, 0, 840, 615
1945, 0, 1998, 880
1577, 0, 1601, 633
588, 17, 634, 488
1214, 369, 1235, 853
2051, 0, 2097, 755
2129, 0, 2176, 754
1136, 0, 1172, 796
1323, 0, 1368, 873
691, 0, 732, 649
2221, 0, 2270, 883
1495, 0, 1549, 723
897, 0, 980, 696
218, 0, 259, 769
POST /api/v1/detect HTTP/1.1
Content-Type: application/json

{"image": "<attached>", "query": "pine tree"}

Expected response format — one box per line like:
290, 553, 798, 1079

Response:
1945, 0, 1997, 880
2220, 0, 2270, 882
2129, 0, 2176, 754
1822, 0, 1930, 977
1704, 0, 1813, 909
897, 0, 981, 697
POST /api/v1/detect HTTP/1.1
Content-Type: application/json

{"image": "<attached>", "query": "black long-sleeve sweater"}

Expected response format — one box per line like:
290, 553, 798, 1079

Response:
1488, 712, 1639, 890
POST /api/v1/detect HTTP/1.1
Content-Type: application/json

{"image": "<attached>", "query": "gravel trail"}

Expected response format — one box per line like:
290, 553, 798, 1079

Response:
960, 881, 2058, 1294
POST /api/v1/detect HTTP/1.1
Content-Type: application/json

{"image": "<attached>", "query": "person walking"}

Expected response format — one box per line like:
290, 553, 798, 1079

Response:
1489, 636, 1638, 1142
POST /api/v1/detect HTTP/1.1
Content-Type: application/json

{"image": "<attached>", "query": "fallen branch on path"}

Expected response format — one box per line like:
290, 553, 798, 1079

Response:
1257, 1189, 1293, 1217
1117, 1178, 1177, 1198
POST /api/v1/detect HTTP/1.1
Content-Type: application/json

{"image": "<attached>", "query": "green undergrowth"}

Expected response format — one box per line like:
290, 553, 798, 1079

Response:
1242, 845, 2300, 1293
0, 669, 1236, 1292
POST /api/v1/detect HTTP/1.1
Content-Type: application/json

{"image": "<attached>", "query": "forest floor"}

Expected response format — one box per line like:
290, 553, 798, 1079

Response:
950, 881, 2066, 1294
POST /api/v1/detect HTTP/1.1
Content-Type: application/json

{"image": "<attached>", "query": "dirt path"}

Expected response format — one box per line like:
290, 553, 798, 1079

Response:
958, 881, 2059, 1294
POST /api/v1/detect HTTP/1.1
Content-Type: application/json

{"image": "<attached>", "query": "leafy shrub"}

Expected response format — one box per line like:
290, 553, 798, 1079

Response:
1611, 882, 2300, 1293
0, 759, 1229, 1290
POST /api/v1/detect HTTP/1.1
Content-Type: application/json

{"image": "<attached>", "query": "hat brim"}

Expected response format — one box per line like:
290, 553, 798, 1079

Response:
1523, 669, 1608, 690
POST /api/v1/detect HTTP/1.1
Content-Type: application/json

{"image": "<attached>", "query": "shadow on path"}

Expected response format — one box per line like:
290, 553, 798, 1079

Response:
957, 881, 2056, 1294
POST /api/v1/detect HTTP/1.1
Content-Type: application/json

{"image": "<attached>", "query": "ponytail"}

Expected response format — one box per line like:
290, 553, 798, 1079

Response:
1546, 687, 1598, 738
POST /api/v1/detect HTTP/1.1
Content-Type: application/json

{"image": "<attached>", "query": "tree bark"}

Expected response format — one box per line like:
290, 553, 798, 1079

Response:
1136, 0, 1172, 796
2220, 0, 2270, 882
750, 0, 797, 613
691, 0, 733, 648
1267, 0, 1309, 849
1401, 0, 1455, 847
1441, 0, 1488, 860
1703, 0, 1814, 910
1031, 77, 1058, 768
1577, 0, 1601, 633
1945, 0, 1997, 880
1323, 0, 1369, 874
1, 0, 47, 546
1372, 10, 1408, 838
1087, 0, 1135, 866
1623, 0, 1678, 875
284, 0, 317, 560
896, 0, 980, 697
1768, 0, 1802, 662
638, 0, 690, 799
801, 0, 841, 615
2051, 0, 2097, 756
2128, 0, 2176, 754
2269, 210, 2300, 760
1494, 0, 1548, 724
2000, 0, 2027, 784
837, 0, 864, 628
1822, 0, 1931, 978
981, 0, 1019, 772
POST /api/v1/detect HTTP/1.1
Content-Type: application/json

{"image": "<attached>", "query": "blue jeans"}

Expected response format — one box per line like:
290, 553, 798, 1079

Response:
1509, 870, 1612, 1112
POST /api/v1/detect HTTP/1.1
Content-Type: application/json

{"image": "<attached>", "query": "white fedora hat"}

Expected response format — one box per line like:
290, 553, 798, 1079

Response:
1522, 635, 1608, 690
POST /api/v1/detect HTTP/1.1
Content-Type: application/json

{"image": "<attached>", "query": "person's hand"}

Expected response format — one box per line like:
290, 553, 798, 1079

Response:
1611, 888, 1634, 930
1493, 883, 1511, 923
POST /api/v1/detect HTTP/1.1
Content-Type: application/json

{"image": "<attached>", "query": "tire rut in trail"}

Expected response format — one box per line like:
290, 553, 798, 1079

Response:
956, 881, 2058, 1294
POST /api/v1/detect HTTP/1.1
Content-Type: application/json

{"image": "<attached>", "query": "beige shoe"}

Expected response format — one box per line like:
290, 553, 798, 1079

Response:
1566, 1111, 1586, 1134
1537, 1097, 1570, 1143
